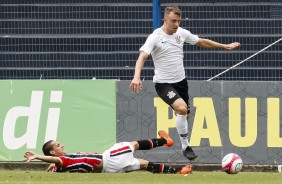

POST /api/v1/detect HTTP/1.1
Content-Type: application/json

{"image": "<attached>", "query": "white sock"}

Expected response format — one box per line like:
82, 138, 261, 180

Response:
175, 114, 189, 150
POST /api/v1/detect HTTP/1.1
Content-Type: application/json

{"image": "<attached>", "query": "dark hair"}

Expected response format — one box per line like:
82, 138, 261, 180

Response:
164, 6, 181, 17
42, 140, 54, 156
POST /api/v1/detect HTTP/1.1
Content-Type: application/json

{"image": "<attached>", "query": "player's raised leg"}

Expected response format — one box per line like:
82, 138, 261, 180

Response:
130, 132, 174, 151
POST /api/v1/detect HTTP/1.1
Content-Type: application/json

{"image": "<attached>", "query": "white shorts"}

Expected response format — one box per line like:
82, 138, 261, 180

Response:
102, 142, 140, 173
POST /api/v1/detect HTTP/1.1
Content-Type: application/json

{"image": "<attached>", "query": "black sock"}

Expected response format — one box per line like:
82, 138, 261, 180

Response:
146, 162, 178, 174
137, 138, 166, 150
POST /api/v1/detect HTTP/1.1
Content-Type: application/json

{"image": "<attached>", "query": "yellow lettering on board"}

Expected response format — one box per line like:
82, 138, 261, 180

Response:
190, 98, 222, 147
267, 98, 282, 147
154, 98, 175, 136
229, 98, 257, 147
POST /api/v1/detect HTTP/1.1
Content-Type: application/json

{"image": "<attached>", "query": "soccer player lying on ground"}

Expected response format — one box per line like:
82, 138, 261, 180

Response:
24, 130, 192, 174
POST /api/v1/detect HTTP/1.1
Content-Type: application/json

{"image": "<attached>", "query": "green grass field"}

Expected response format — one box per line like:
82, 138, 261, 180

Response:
1, 170, 282, 184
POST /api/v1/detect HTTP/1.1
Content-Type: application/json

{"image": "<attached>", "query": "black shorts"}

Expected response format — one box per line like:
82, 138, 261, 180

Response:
155, 78, 190, 113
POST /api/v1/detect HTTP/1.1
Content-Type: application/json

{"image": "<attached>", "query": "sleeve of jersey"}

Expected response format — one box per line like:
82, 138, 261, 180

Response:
182, 29, 199, 45
139, 34, 157, 55
57, 156, 69, 172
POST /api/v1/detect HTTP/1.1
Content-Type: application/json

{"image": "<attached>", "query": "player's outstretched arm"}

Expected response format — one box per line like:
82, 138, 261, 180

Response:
24, 151, 62, 167
130, 51, 149, 93
196, 38, 240, 50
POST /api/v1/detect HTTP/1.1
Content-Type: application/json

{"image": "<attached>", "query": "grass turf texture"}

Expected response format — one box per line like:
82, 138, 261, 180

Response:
1, 170, 282, 184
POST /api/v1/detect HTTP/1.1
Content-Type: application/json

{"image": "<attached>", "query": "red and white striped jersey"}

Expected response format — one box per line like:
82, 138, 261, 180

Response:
54, 152, 103, 173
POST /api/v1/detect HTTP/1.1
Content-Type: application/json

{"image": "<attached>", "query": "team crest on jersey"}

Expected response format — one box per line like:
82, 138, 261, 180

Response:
167, 91, 176, 99
175, 36, 181, 44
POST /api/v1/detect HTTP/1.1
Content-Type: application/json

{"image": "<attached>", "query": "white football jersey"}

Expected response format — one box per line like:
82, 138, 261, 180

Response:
140, 27, 199, 83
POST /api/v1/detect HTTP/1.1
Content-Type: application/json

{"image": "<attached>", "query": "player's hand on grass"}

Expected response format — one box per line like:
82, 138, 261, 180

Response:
47, 163, 56, 172
24, 151, 37, 162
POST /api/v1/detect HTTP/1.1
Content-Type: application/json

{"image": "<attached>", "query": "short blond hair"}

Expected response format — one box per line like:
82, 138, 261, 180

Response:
164, 6, 181, 17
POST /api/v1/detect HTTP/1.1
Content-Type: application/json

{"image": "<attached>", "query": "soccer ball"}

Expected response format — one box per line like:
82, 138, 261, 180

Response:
221, 153, 243, 174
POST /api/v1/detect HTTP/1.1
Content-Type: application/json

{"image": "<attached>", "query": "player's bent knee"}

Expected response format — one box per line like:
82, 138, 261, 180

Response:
175, 106, 188, 115
137, 159, 149, 170
130, 141, 139, 150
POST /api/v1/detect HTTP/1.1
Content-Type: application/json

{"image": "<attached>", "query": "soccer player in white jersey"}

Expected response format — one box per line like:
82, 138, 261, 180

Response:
130, 6, 240, 160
